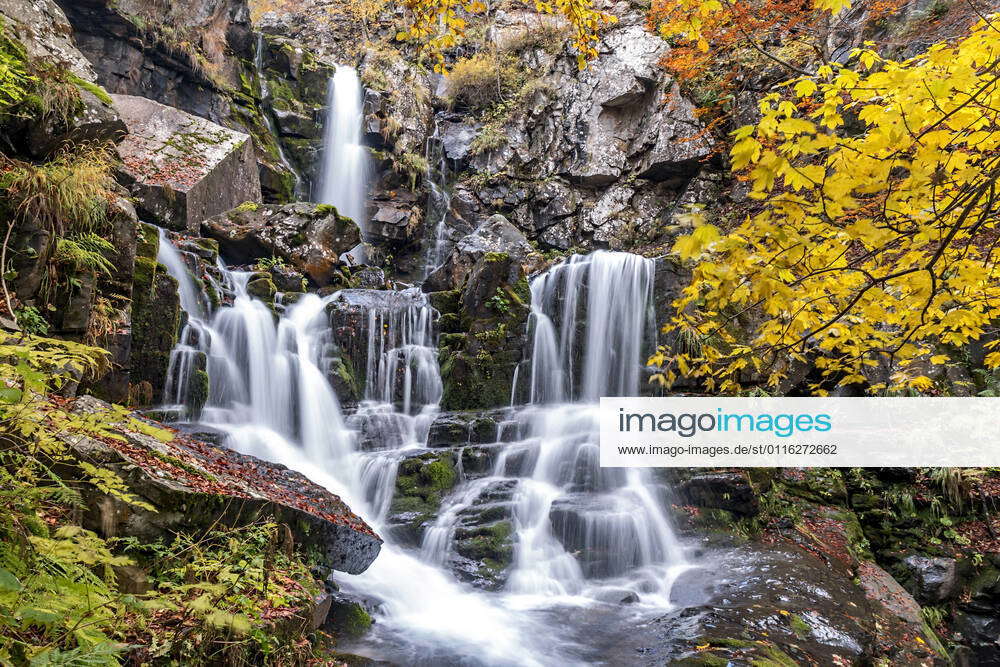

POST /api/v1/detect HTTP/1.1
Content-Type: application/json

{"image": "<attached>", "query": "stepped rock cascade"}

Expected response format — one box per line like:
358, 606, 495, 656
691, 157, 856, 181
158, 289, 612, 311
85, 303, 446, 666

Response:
317, 65, 370, 240
158, 231, 688, 665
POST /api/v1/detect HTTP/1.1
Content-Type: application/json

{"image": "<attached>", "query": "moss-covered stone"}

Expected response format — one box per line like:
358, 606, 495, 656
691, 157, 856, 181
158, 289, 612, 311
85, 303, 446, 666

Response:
246, 276, 277, 300
325, 596, 373, 639
129, 224, 181, 403
388, 452, 458, 521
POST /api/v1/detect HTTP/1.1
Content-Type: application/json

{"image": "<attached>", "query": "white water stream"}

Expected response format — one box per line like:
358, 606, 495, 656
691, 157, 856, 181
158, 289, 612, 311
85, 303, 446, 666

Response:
158, 233, 688, 665
153, 63, 687, 664
316, 65, 370, 236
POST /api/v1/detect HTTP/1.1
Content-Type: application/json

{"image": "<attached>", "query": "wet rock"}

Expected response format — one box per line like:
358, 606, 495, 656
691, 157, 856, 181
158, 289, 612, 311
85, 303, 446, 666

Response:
675, 471, 758, 516
323, 591, 375, 639
900, 555, 959, 604
444, 480, 518, 589
66, 395, 382, 575
549, 493, 653, 578
617, 543, 942, 665
202, 202, 361, 285
129, 224, 182, 404
425, 214, 533, 292
439, 119, 481, 163
114, 94, 261, 232
385, 450, 458, 546
427, 410, 505, 447
345, 410, 411, 452
270, 265, 306, 292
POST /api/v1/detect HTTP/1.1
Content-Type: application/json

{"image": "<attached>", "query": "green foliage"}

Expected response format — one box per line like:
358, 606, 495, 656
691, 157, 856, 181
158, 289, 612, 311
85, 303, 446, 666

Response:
14, 306, 48, 336
0, 146, 118, 238
486, 288, 511, 314
0, 20, 31, 109
255, 255, 286, 271
235, 200, 260, 213
392, 151, 429, 190
0, 335, 325, 664
54, 233, 116, 277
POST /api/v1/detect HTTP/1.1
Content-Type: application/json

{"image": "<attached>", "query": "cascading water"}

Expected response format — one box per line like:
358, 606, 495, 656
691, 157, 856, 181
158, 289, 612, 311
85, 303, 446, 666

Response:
421, 120, 455, 279
158, 227, 689, 664
317, 65, 369, 237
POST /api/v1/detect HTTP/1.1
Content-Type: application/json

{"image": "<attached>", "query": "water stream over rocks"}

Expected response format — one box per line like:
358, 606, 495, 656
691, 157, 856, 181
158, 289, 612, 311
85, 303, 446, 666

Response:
156, 233, 691, 664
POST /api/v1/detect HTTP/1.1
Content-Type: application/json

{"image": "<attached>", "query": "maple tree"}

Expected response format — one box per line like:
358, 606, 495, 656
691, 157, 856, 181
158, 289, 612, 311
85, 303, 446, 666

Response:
652, 16, 1000, 394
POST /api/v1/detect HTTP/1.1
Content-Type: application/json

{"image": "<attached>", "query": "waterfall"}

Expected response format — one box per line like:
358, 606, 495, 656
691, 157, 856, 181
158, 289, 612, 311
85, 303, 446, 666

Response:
157, 230, 688, 665
421, 120, 454, 278
317, 65, 369, 235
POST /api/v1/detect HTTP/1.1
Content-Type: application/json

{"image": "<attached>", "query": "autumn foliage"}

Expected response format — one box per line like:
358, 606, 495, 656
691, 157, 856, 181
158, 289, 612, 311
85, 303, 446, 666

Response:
653, 16, 1000, 394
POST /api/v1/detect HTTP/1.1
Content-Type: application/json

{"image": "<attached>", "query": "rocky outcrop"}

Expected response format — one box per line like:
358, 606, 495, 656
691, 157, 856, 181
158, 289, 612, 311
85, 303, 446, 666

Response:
618, 543, 943, 665
0, 0, 126, 158
114, 94, 261, 231
202, 202, 361, 285
255, 33, 335, 201
56, 0, 332, 204
434, 249, 532, 412
128, 224, 182, 404
67, 395, 381, 575
424, 214, 533, 292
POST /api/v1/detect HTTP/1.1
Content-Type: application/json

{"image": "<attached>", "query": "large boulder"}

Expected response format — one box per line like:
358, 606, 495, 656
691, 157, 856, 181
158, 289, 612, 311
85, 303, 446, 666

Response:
424, 214, 533, 292
202, 203, 361, 285
113, 94, 262, 232
0, 0, 126, 158
67, 395, 381, 575
616, 543, 943, 665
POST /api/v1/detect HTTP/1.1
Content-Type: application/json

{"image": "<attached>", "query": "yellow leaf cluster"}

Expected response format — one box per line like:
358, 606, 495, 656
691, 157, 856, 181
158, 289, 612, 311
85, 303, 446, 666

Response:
397, 0, 615, 71
653, 18, 1000, 394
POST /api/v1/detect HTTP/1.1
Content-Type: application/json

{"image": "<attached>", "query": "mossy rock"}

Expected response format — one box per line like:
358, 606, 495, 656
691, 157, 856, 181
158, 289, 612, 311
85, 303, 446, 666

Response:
428, 289, 462, 314
454, 520, 513, 565
246, 276, 277, 300
325, 595, 373, 639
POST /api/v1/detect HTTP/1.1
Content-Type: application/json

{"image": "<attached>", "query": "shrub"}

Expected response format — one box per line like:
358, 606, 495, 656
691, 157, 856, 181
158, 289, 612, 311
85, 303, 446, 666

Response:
443, 53, 525, 111
0, 146, 117, 238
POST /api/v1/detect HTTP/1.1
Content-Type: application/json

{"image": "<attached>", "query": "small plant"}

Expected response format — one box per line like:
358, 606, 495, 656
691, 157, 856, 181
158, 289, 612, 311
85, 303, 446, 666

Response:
53, 233, 116, 276
13, 305, 47, 335
393, 151, 429, 190
443, 52, 526, 112
255, 255, 287, 271
487, 288, 511, 314
235, 200, 260, 213
0, 20, 31, 108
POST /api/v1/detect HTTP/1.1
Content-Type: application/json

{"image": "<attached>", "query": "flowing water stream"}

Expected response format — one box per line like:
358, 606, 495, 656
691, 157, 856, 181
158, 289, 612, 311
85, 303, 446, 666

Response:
153, 66, 690, 665
316, 65, 370, 238
157, 236, 689, 664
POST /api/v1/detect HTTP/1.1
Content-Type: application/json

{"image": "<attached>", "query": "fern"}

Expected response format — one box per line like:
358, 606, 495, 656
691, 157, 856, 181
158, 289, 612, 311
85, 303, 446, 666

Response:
54, 234, 116, 277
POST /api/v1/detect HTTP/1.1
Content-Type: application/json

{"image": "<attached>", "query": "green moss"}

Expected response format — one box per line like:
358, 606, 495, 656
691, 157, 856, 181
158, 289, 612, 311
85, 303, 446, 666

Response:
334, 602, 372, 639
483, 251, 510, 263
67, 73, 113, 106
788, 613, 810, 639
422, 459, 457, 490
246, 277, 277, 300
315, 203, 339, 216
428, 289, 462, 314
187, 369, 210, 416
234, 201, 260, 213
